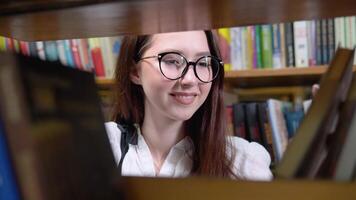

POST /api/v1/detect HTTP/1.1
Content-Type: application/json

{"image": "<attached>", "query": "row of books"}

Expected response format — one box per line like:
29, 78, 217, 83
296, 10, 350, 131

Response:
275, 47, 356, 180
218, 16, 356, 70
0, 36, 122, 79
225, 100, 307, 165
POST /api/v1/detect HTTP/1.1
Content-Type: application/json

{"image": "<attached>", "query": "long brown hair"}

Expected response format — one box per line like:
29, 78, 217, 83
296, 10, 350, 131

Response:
111, 30, 236, 178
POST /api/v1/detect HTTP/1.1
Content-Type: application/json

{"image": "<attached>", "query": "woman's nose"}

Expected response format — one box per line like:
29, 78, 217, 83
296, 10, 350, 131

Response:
180, 63, 199, 85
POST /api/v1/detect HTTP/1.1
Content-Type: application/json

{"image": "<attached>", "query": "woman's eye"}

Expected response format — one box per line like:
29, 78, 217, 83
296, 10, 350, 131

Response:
198, 61, 209, 67
163, 59, 181, 66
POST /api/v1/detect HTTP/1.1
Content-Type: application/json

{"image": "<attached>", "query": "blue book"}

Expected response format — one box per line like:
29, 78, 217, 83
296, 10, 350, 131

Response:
44, 41, 59, 62
284, 110, 304, 138
0, 119, 20, 200
272, 24, 282, 68
64, 39, 75, 67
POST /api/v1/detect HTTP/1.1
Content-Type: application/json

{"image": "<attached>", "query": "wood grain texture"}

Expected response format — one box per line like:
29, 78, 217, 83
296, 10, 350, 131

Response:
116, 176, 356, 200
0, 0, 355, 41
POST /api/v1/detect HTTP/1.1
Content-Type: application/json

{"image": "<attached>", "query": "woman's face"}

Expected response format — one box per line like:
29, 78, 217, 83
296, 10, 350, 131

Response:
131, 31, 212, 122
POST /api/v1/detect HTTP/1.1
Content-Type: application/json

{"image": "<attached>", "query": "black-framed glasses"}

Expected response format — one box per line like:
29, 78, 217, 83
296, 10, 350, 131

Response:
139, 52, 223, 83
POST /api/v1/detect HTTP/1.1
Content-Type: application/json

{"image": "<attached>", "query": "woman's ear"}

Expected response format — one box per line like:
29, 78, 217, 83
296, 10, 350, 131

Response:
130, 65, 142, 85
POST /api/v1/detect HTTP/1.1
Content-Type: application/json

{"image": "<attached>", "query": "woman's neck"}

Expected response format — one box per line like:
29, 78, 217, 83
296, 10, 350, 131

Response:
141, 112, 186, 174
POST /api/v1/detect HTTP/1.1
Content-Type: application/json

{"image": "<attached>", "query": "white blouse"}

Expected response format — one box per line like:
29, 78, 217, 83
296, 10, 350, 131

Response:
105, 122, 273, 181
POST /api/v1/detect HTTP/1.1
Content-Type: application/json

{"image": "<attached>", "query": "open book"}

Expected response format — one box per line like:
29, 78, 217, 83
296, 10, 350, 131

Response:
275, 47, 356, 179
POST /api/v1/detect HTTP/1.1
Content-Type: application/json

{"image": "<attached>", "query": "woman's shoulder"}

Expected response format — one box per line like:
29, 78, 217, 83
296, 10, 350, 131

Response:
105, 121, 122, 164
228, 136, 273, 181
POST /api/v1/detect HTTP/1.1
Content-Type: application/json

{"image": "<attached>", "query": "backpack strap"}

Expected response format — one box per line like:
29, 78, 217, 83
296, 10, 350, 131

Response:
117, 123, 138, 176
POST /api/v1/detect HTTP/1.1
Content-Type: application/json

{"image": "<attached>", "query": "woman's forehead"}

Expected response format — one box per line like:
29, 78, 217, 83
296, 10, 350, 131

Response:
149, 31, 209, 53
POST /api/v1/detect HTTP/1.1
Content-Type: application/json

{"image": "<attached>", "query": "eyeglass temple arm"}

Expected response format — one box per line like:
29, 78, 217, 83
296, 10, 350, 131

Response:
140, 55, 159, 60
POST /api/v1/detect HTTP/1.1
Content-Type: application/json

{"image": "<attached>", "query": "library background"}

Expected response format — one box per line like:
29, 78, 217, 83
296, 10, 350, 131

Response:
0, 0, 356, 199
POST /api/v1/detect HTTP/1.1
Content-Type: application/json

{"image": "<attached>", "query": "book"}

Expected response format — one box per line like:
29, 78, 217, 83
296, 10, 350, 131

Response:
266, 99, 290, 162
261, 25, 273, 68
275, 47, 355, 179
44, 41, 58, 62
232, 103, 247, 139
317, 76, 356, 180
0, 118, 20, 200
0, 52, 118, 199
218, 28, 231, 71
284, 22, 295, 67
245, 102, 263, 144
230, 27, 243, 70
272, 24, 282, 68
225, 105, 234, 136
293, 21, 309, 67
256, 102, 275, 163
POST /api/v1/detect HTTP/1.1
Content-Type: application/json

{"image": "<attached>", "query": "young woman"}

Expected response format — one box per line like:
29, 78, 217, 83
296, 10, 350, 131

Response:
105, 30, 272, 180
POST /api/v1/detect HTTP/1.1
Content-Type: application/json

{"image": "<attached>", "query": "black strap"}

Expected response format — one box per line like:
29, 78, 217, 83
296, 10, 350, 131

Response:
117, 123, 138, 176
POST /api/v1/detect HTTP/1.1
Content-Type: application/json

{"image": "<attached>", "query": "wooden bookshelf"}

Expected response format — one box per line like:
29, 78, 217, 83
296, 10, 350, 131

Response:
96, 66, 356, 89
117, 176, 356, 200
225, 66, 356, 88
1, 0, 356, 199
1, 0, 356, 41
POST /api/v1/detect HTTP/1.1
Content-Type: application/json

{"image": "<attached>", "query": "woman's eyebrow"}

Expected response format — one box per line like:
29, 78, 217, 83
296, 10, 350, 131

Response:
159, 49, 211, 57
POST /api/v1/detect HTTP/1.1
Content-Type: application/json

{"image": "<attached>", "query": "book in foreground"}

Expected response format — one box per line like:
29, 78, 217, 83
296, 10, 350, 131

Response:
0, 52, 118, 200
275, 47, 355, 179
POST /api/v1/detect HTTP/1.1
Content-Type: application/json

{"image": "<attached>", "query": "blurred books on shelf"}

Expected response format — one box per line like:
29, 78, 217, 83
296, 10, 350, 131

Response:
0, 52, 118, 199
0, 36, 122, 79
217, 16, 356, 70
275, 47, 356, 179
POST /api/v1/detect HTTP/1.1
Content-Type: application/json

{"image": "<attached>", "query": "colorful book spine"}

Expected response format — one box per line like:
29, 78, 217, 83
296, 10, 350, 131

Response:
0, 36, 6, 51
316, 20, 323, 65
225, 106, 234, 136
5, 38, 15, 51
78, 39, 91, 72
0, 120, 20, 200
257, 102, 276, 163
284, 22, 295, 67
321, 19, 329, 64
36, 41, 46, 61
218, 28, 232, 71
88, 38, 105, 77
279, 23, 287, 67
272, 24, 282, 68
240, 27, 247, 69
246, 26, 254, 69
245, 103, 263, 144
232, 103, 247, 139
261, 24, 273, 68
307, 20, 317, 66
44, 41, 58, 62
19, 41, 30, 56
230, 27, 243, 70
327, 19, 335, 63
70, 39, 83, 70
64, 40, 75, 67
293, 21, 309, 67
56, 40, 67, 66
266, 99, 290, 162
255, 25, 263, 68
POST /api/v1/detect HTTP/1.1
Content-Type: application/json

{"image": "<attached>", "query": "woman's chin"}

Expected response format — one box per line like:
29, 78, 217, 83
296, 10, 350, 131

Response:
170, 111, 195, 121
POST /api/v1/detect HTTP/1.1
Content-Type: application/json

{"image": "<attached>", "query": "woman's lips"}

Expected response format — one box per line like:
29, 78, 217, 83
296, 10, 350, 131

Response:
170, 92, 198, 105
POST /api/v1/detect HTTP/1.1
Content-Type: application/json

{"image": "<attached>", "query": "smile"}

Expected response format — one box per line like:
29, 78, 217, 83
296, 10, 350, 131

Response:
170, 92, 198, 105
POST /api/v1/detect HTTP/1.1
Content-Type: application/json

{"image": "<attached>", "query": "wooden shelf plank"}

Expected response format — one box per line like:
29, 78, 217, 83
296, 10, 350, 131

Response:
117, 176, 356, 200
1, 0, 356, 41
224, 66, 328, 88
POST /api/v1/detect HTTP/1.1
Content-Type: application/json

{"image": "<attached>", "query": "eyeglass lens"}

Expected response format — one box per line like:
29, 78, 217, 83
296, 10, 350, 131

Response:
159, 53, 219, 82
